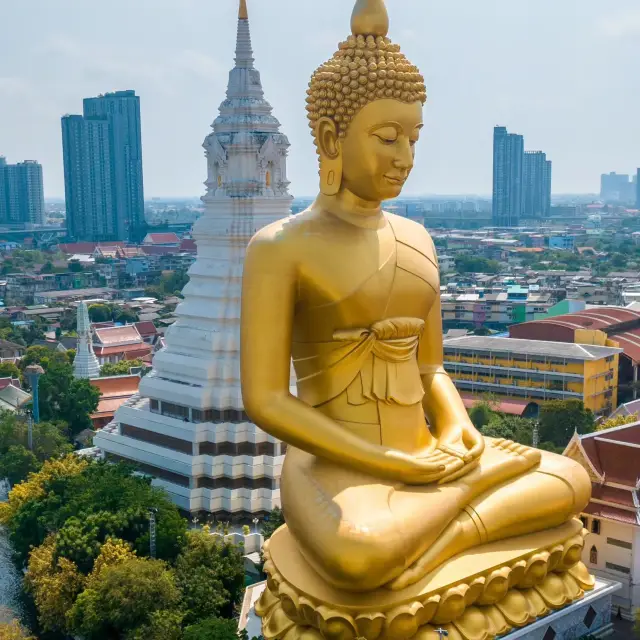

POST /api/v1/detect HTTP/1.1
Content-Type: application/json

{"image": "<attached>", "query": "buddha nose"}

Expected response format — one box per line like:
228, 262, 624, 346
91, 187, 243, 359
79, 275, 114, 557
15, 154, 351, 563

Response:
393, 138, 414, 172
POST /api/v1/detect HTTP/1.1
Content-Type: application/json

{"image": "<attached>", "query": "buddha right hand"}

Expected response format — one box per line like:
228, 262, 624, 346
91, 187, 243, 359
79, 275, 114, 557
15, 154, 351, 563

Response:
383, 448, 465, 485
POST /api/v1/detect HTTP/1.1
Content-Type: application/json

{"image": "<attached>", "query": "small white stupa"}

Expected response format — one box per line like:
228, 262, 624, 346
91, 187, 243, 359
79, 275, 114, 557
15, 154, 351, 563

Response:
73, 301, 101, 379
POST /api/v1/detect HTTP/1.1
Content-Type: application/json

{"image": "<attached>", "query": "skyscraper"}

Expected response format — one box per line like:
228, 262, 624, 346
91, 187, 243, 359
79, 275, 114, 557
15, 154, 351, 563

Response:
95, 1, 292, 520
492, 126, 524, 227
636, 169, 640, 210
62, 90, 144, 243
0, 157, 45, 226
600, 172, 635, 203
523, 151, 552, 220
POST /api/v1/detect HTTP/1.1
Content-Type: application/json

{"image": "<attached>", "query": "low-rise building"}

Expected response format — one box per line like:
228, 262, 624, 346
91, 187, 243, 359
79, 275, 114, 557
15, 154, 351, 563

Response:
90, 374, 142, 429
93, 325, 152, 365
444, 335, 621, 416
564, 423, 640, 619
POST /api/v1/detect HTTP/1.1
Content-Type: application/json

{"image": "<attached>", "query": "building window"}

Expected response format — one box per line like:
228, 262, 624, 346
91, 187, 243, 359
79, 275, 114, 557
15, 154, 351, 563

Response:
590, 546, 598, 565
580, 516, 589, 530
150, 399, 159, 412
605, 562, 630, 575
607, 538, 633, 550
591, 519, 601, 535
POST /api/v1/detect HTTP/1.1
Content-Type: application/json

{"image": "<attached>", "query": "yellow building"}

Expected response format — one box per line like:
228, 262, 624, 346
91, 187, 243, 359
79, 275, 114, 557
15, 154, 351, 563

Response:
444, 336, 621, 416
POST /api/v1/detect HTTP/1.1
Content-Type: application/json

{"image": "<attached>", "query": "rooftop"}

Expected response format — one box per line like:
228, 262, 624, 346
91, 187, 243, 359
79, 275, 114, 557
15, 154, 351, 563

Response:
444, 335, 622, 360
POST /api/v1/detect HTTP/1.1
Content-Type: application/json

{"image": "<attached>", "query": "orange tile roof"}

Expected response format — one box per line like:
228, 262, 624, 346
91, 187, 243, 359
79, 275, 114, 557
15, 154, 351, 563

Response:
94, 344, 151, 357
90, 374, 141, 398
94, 325, 141, 346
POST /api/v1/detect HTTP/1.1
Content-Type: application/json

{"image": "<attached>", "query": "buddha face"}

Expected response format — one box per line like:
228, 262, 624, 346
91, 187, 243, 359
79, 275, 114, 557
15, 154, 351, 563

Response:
340, 99, 423, 202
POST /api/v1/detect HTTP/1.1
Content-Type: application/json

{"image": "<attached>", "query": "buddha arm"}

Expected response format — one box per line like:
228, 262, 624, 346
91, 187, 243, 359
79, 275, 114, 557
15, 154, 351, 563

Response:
241, 232, 435, 481
419, 293, 481, 447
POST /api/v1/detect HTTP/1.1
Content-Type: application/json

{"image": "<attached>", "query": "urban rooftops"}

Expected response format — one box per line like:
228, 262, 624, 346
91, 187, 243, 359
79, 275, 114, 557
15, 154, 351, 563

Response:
444, 335, 622, 361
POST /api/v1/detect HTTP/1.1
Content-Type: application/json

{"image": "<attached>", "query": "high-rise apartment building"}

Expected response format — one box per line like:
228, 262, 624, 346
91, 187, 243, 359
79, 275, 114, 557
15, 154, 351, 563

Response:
600, 172, 635, 204
62, 90, 144, 243
523, 151, 552, 220
0, 157, 45, 226
492, 126, 524, 227
636, 169, 640, 210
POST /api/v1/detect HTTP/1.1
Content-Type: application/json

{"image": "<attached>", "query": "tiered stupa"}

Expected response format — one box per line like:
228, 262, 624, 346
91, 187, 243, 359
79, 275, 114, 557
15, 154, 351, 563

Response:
95, 0, 292, 520
73, 301, 101, 379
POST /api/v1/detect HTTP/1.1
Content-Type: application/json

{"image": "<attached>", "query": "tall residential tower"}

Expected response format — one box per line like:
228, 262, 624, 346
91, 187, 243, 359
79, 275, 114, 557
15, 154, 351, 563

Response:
492, 126, 524, 227
62, 90, 145, 243
95, 1, 292, 521
0, 157, 45, 226
523, 151, 552, 220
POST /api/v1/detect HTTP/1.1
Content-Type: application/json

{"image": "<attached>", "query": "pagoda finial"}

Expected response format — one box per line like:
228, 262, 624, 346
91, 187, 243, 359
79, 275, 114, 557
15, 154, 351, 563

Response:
351, 0, 389, 37
239, 0, 248, 20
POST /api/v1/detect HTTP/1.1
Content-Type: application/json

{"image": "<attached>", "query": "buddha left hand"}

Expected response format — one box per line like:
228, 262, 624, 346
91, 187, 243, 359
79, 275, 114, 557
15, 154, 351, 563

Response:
435, 421, 485, 468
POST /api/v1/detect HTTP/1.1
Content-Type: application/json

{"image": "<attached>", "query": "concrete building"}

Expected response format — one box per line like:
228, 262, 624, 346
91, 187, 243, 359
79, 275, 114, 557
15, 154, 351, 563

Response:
444, 335, 621, 417
601, 172, 635, 204
564, 423, 640, 619
62, 90, 144, 243
523, 151, 552, 220
94, 0, 292, 521
0, 157, 45, 226
492, 126, 524, 227
637, 168, 640, 210
510, 307, 640, 405
441, 288, 553, 331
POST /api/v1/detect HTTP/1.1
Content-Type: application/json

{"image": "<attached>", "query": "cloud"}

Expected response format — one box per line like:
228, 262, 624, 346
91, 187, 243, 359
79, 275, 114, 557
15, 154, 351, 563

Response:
600, 9, 640, 37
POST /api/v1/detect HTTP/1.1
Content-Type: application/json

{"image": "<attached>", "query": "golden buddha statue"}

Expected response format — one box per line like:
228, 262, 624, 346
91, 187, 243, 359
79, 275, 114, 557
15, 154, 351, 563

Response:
241, 2, 595, 638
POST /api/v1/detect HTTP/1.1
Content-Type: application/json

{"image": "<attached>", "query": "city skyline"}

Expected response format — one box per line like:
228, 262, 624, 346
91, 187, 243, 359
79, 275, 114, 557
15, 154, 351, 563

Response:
1, 0, 640, 198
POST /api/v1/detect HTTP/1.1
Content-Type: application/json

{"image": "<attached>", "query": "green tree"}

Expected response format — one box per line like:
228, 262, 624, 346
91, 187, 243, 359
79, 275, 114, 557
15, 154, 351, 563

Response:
0, 361, 21, 380
127, 610, 184, 640
183, 618, 244, 640
538, 399, 594, 449
4, 459, 187, 565
0, 445, 39, 486
113, 307, 140, 324
174, 527, 245, 623
67, 557, 181, 639
597, 412, 639, 432
0, 621, 35, 640
469, 402, 495, 430
0, 412, 72, 463
20, 347, 100, 435
88, 303, 112, 323
454, 255, 501, 274
261, 506, 285, 541
101, 359, 145, 377
482, 415, 535, 445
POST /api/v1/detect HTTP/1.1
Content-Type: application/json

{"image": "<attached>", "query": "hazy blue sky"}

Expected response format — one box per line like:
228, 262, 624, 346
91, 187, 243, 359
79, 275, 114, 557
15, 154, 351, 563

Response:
1, 0, 639, 198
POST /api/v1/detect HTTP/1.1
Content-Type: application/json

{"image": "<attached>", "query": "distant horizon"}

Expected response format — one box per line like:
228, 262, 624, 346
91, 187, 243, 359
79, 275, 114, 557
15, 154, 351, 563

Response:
42, 192, 605, 203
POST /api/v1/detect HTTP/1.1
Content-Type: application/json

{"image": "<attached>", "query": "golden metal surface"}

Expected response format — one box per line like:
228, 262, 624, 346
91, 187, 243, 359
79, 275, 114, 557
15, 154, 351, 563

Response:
258, 520, 594, 640
239, 0, 248, 20
240, 0, 594, 635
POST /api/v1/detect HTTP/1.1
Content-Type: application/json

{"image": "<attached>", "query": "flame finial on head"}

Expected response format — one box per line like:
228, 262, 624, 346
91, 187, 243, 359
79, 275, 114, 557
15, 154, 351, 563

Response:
351, 0, 389, 37
239, 0, 248, 20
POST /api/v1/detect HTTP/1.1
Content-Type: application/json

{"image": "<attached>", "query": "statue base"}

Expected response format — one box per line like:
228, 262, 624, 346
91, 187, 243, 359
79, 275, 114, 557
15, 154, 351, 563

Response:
257, 519, 598, 640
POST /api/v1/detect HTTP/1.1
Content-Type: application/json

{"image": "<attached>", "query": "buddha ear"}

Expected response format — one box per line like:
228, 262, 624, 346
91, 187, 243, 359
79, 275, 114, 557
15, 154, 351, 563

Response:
316, 117, 343, 196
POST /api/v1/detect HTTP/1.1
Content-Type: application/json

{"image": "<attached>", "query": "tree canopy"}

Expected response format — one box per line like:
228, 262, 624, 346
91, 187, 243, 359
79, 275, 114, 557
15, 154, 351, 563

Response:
20, 346, 100, 435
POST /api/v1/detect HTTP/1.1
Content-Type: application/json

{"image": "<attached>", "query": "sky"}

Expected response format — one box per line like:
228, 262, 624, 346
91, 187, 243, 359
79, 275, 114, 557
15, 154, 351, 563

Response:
0, 0, 639, 199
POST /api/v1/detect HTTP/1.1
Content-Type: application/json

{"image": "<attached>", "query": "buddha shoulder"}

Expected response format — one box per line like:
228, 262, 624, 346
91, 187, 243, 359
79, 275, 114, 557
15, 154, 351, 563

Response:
385, 211, 439, 266
245, 209, 317, 264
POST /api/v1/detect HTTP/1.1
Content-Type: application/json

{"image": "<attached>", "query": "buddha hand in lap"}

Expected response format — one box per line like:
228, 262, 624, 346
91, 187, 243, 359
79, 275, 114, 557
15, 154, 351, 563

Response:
240, 0, 591, 597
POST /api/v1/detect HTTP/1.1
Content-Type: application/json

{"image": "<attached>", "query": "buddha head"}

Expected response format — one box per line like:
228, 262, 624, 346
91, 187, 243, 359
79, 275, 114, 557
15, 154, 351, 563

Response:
307, 0, 427, 203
